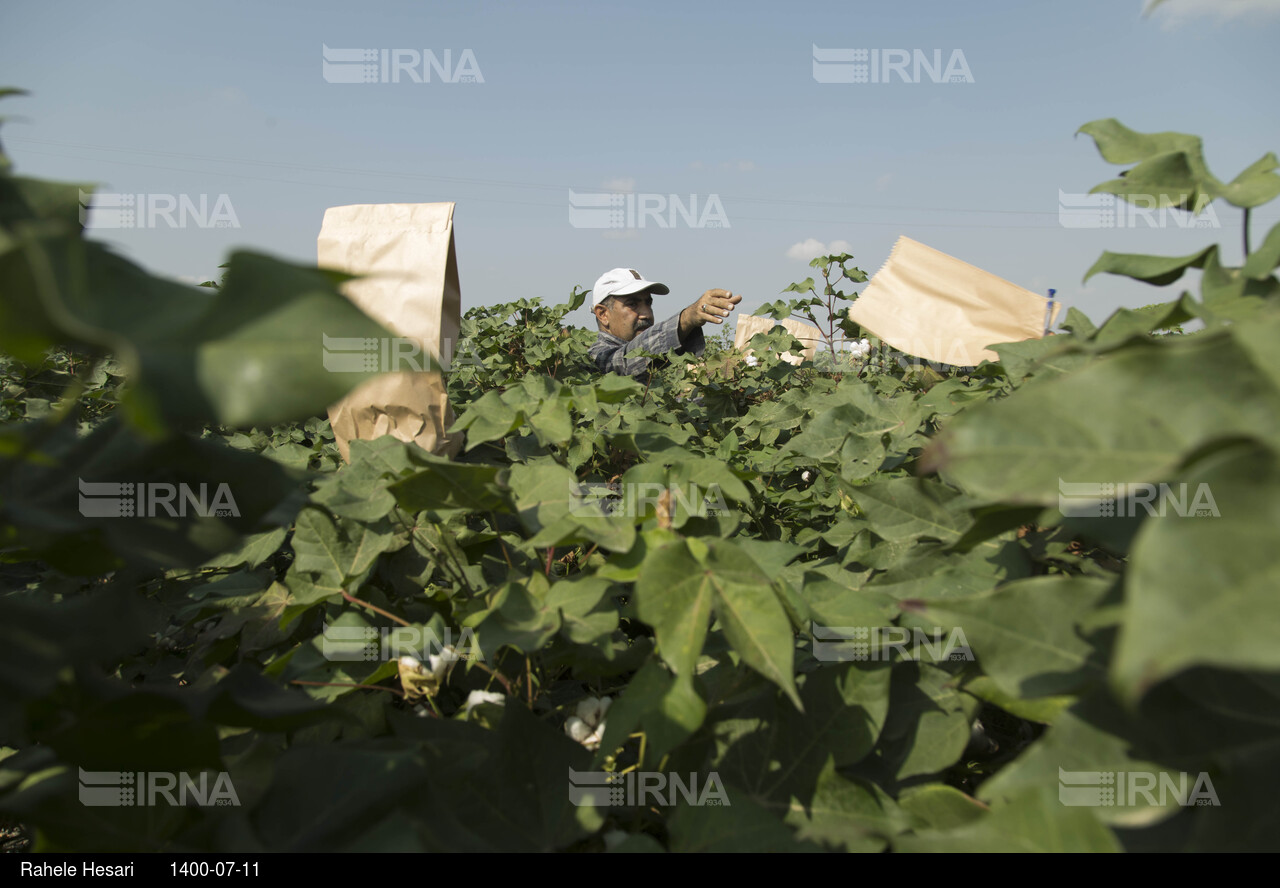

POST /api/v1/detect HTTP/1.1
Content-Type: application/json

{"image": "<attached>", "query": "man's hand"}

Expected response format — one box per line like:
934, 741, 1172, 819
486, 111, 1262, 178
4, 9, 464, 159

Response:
679, 289, 742, 338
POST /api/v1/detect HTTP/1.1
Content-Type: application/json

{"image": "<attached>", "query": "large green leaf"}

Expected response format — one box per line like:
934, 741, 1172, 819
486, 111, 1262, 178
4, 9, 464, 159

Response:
896, 788, 1120, 852
877, 662, 977, 780
289, 506, 401, 590
713, 662, 892, 811
506, 459, 635, 552
844, 476, 971, 544
905, 575, 1112, 699
667, 791, 815, 852
977, 694, 1217, 828
634, 539, 716, 680
784, 758, 907, 852
1113, 441, 1280, 700
925, 328, 1280, 504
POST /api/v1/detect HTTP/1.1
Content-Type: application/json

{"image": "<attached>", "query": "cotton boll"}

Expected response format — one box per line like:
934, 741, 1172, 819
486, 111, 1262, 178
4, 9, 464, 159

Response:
568, 696, 612, 748
565, 716, 592, 743
427, 645, 460, 681
587, 722, 607, 750
575, 695, 611, 727
463, 690, 506, 715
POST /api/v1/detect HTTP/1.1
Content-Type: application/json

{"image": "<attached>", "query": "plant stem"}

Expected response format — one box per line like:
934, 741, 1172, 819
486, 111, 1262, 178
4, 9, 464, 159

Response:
342, 590, 411, 627
472, 659, 516, 695
1244, 207, 1253, 259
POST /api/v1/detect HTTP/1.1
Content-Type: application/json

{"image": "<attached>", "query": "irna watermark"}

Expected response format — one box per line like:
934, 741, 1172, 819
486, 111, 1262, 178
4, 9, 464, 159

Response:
1058, 768, 1219, 807
320, 334, 483, 373
569, 190, 729, 230
321, 45, 483, 83
321, 624, 481, 662
812, 45, 974, 84
1058, 190, 1220, 229
1058, 480, 1220, 518
812, 623, 973, 663
567, 481, 728, 519
78, 480, 239, 519
79, 191, 239, 230
568, 768, 729, 807
78, 768, 240, 807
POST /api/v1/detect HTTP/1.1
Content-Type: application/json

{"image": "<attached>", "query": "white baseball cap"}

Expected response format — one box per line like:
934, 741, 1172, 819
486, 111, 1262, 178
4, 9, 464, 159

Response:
591, 268, 670, 307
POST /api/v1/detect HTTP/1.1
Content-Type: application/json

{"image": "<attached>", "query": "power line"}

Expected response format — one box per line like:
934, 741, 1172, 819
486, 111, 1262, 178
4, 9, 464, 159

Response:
14, 137, 1271, 231
12, 135, 1077, 217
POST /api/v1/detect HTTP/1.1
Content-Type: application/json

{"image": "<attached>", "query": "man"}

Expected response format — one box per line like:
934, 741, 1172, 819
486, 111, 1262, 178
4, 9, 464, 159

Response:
588, 267, 742, 379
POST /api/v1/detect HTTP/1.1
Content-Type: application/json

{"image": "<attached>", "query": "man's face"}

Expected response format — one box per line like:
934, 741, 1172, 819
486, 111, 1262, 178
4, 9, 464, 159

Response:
595, 291, 655, 342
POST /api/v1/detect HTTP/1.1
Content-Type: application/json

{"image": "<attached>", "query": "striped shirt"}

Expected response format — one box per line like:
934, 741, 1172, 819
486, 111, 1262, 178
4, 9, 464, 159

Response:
588, 314, 706, 380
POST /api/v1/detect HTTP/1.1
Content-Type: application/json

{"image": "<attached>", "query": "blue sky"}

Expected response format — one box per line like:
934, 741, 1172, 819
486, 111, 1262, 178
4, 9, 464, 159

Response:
3, 0, 1278, 332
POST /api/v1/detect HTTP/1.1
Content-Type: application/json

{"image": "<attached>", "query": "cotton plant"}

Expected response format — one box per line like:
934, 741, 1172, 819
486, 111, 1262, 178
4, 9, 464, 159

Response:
462, 689, 506, 716
564, 695, 611, 750
397, 646, 460, 703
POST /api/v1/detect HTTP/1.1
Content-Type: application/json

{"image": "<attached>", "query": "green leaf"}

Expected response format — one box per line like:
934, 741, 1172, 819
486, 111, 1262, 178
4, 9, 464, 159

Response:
200, 527, 288, 570
1083, 246, 1215, 287
1113, 441, 1280, 701
597, 662, 706, 765
1241, 220, 1280, 280
252, 743, 428, 851
713, 662, 891, 809
1077, 119, 1204, 167
1218, 152, 1280, 209
634, 540, 715, 680
707, 547, 802, 709
898, 783, 988, 831
895, 788, 1119, 852
977, 694, 1207, 828
783, 758, 906, 852
906, 575, 1112, 699
389, 453, 508, 513
507, 460, 635, 553
289, 506, 400, 589
781, 403, 886, 480
878, 662, 977, 780
845, 476, 970, 544
451, 388, 522, 448
925, 330, 1280, 505
667, 790, 813, 852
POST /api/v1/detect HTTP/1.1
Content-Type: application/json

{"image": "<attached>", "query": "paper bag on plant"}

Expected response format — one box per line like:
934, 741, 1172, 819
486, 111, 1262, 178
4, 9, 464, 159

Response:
318, 202, 464, 461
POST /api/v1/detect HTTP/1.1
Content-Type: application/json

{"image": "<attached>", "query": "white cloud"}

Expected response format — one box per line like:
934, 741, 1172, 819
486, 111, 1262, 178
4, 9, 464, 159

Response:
601, 177, 635, 193
1146, 0, 1280, 29
786, 238, 855, 260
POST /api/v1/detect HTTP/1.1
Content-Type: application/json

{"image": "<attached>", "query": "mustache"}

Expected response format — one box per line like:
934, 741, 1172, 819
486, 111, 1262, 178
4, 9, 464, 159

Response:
634, 317, 654, 331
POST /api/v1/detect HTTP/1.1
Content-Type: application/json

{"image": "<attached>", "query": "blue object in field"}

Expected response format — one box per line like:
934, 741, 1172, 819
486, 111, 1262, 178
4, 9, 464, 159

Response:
1044, 288, 1057, 335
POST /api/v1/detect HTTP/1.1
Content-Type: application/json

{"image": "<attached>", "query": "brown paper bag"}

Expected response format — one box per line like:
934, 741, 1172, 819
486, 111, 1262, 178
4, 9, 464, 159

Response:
846, 236, 1061, 366
733, 315, 824, 365
319, 203, 464, 462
